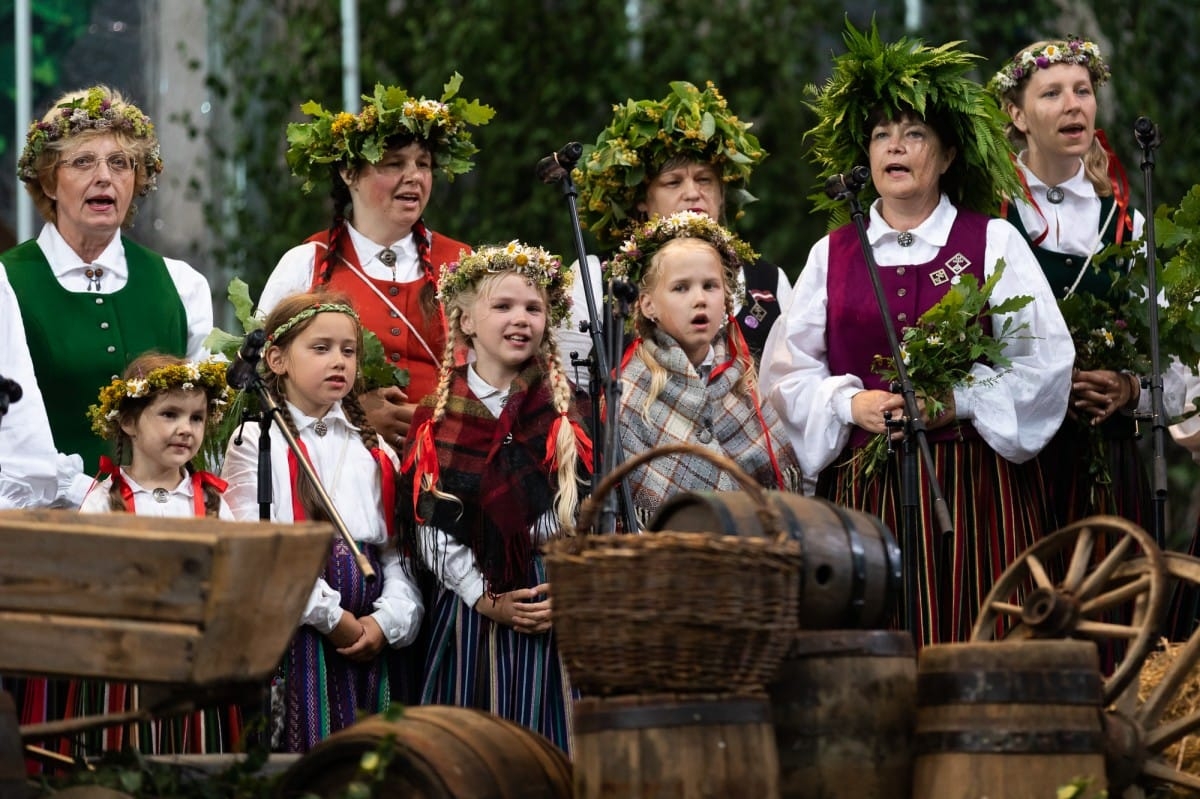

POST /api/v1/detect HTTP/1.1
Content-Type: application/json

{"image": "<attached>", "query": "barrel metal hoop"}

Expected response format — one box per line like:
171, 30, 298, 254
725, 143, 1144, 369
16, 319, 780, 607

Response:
825, 500, 868, 626
573, 698, 771, 734
917, 669, 1103, 705
915, 729, 1104, 754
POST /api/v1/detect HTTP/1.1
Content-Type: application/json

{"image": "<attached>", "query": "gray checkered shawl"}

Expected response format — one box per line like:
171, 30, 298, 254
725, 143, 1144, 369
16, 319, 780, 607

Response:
618, 328, 803, 521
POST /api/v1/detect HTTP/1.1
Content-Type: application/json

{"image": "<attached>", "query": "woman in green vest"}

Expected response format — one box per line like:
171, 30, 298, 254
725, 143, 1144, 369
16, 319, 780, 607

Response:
3, 84, 213, 508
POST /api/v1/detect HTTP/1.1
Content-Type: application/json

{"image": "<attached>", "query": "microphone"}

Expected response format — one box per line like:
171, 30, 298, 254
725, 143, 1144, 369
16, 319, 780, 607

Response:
0, 375, 22, 404
535, 141, 584, 184
824, 166, 872, 200
226, 328, 267, 390
1134, 116, 1161, 150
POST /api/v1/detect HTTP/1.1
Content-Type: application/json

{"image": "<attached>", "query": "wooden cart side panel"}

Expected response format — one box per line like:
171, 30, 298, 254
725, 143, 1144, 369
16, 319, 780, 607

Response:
0, 511, 214, 623
0, 610, 200, 683
190, 522, 332, 683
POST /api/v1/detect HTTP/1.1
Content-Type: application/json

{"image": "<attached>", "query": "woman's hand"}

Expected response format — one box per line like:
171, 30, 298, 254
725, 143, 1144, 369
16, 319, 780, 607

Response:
851, 389, 956, 438
361, 386, 416, 446
336, 614, 387, 662
327, 611, 365, 649
474, 583, 553, 634
1071, 369, 1138, 425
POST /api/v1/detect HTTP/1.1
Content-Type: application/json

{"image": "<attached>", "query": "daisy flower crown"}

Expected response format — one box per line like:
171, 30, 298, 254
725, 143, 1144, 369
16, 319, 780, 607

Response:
990, 38, 1111, 95
285, 73, 496, 192
18, 86, 163, 191
438, 241, 574, 328
88, 358, 233, 440
604, 210, 758, 291
574, 80, 767, 246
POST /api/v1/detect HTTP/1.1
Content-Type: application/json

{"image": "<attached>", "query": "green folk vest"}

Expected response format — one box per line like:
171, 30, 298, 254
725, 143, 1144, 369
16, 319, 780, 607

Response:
1006, 196, 1128, 301
5, 237, 188, 472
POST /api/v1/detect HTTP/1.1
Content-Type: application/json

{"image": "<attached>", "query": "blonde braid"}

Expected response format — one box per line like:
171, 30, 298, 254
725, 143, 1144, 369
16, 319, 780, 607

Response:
542, 331, 584, 531
413, 302, 464, 510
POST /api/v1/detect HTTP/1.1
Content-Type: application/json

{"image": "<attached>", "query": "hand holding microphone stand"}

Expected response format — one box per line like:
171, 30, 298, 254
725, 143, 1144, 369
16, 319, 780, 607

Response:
826, 167, 953, 641
1133, 116, 1168, 549
228, 330, 376, 580
536, 143, 638, 534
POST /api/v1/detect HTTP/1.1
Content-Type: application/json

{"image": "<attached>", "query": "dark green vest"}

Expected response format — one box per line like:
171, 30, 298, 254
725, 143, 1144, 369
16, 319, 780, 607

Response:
5, 237, 188, 472
1006, 196, 1128, 301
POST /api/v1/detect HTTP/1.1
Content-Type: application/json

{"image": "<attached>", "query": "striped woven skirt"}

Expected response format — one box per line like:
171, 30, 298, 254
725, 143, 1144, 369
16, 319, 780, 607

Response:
818, 437, 1053, 650
419, 554, 573, 753
1036, 417, 1150, 527
283, 537, 392, 753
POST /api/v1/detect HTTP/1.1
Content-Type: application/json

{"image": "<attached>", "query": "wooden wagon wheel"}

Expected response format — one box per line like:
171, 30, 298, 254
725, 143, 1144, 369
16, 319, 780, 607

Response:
1104, 552, 1200, 796
970, 515, 1167, 706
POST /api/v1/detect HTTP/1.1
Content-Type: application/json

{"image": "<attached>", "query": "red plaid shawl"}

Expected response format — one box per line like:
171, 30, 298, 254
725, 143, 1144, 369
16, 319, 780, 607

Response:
401, 361, 588, 595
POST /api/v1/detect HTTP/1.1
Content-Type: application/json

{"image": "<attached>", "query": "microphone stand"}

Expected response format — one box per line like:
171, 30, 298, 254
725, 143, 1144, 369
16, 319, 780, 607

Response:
539, 146, 638, 534
1134, 116, 1168, 550
232, 367, 376, 581
828, 169, 954, 643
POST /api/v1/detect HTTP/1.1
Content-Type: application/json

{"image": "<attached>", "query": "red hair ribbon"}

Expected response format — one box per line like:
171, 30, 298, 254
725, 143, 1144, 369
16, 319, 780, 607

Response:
401, 418, 440, 523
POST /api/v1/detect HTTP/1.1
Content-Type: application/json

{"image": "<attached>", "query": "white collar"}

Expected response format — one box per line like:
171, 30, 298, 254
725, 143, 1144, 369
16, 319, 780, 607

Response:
866, 193, 956, 248
286, 400, 356, 434
38, 223, 126, 277
344, 222, 419, 267
1016, 154, 1095, 200
122, 468, 193, 497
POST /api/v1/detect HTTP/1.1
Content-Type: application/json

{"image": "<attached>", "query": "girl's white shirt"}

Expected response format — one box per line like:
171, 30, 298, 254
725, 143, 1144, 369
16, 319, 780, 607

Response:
759, 194, 1075, 481
221, 399, 422, 647
416, 365, 558, 609
79, 467, 235, 519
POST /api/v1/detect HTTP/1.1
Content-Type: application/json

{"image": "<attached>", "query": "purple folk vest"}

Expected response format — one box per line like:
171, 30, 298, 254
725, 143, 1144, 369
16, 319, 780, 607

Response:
826, 208, 991, 449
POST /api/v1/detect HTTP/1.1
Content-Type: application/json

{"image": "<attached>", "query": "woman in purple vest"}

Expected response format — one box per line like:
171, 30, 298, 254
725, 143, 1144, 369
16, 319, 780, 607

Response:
759, 22, 1074, 649
2, 84, 213, 508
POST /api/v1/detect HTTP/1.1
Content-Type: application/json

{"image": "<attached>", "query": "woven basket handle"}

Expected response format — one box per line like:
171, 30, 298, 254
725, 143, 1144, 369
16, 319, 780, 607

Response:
576, 442, 785, 540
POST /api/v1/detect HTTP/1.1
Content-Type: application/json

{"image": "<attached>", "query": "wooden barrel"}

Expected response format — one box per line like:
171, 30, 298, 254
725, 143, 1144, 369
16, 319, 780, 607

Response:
274, 705, 572, 798
573, 693, 779, 799
769, 630, 916, 799
912, 640, 1107, 798
648, 492, 901, 629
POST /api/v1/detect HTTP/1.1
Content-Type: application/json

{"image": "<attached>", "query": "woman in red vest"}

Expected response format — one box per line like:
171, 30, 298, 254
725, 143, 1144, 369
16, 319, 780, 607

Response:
259, 76, 494, 448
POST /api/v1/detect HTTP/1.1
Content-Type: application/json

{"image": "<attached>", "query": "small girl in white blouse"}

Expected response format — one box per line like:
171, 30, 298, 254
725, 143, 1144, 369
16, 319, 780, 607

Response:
221, 290, 422, 753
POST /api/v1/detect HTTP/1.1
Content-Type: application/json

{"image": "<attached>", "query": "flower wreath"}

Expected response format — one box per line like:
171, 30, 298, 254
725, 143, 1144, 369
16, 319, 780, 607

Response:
574, 80, 767, 246
990, 37, 1111, 95
18, 86, 163, 191
604, 210, 758, 292
438, 241, 574, 328
285, 73, 496, 192
88, 358, 233, 439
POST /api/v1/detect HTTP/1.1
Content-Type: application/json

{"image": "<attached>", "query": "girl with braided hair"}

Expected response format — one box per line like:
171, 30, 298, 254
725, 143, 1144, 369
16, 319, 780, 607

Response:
260, 76, 494, 450
400, 242, 590, 752
221, 291, 423, 753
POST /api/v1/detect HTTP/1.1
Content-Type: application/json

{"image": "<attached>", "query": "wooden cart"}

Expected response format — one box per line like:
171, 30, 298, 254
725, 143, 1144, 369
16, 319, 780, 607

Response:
0, 509, 332, 745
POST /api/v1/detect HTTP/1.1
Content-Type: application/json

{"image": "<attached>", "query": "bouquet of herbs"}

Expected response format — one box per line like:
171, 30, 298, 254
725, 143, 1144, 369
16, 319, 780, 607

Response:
858, 260, 1033, 476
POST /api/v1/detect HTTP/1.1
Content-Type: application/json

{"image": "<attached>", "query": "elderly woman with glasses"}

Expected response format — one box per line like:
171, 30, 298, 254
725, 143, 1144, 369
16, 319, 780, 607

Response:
1, 84, 213, 508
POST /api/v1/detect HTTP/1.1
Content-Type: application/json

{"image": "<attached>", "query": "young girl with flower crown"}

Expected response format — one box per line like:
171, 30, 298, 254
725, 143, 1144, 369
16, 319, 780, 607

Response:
220, 291, 423, 753
607, 211, 802, 521
400, 241, 589, 752
78, 352, 238, 754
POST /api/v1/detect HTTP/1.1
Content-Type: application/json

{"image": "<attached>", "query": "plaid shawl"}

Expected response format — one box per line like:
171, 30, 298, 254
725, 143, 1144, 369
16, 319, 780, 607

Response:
618, 326, 802, 518
401, 360, 586, 595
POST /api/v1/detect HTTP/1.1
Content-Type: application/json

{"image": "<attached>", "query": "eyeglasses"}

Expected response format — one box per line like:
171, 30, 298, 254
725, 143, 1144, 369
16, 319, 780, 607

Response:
57, 153, 137, 174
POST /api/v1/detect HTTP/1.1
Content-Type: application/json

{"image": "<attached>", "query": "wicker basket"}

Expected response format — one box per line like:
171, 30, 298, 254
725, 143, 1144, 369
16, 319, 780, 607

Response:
544, 443, 800, 695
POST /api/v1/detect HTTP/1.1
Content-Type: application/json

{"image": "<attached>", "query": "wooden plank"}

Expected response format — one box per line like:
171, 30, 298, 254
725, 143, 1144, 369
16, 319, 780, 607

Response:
191, 521, 332, 683
0, 510, 214, 623
0, 611, 200, 683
